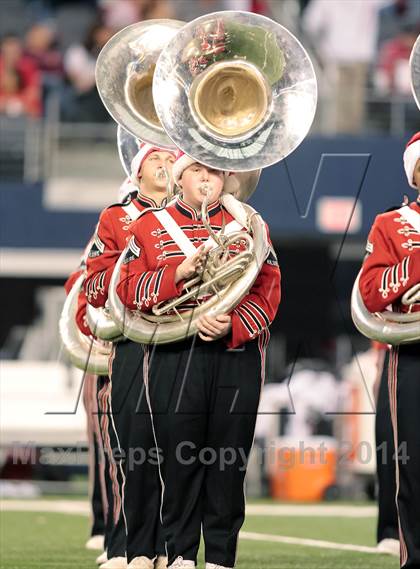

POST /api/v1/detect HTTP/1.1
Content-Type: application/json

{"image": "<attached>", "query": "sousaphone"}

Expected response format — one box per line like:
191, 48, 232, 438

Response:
59, 274, 112, 375
351, 273, 420, 345
351, 37, 420, 345
107, 11, 318, 344
96, 18, 262, 202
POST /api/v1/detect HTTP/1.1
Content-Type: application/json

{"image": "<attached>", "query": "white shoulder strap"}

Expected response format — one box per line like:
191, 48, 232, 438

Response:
154, 209, 245, 258
154, 209, 197, 257
396, 206, 420, 233
122, 202, 142, 222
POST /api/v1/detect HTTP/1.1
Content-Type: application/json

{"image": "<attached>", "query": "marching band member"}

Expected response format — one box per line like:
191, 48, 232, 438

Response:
375, 340, 399, 556
359, 132, 420, 569
117, 154, 281, 569
64, 260, 107, 557
64, 176, 141, 567
84, 143, 176, 569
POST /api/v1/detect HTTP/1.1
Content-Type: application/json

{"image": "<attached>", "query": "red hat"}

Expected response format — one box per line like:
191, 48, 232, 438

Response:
403, 132, 420, 188
130, 143, 176, 184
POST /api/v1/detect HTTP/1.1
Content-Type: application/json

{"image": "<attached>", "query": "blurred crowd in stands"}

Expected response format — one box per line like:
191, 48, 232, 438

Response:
303, 0, 419, 132
0, 0, 419, 132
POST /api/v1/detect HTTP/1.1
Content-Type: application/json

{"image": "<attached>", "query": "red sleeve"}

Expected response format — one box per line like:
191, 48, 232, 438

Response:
84, 209, 121, 308
64, 268, 83, 296
64, 269, 92, 336
116, 223, 184, 311
226, 236, 281, 349
359, 217, 420, 313
75, 291, 92, 336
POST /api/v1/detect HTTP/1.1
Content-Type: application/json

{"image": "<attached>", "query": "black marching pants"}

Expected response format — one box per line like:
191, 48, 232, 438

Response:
387, 344, 420, 568
96, 375, 113, 551
97, 374, 126, 559
83, 374, 106, 540
90, 425, 106, 538
376, 350, 398, 543
145, 335, 265, 567
107, 340, 165, 562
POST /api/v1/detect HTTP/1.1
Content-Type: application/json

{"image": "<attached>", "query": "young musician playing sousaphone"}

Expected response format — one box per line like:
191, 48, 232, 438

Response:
117, 152, 281, 569
84, 143, 176, 569
359, 132, 420, 569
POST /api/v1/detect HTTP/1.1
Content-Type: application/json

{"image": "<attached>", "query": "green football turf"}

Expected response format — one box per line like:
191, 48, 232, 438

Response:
0, 511, 399, 569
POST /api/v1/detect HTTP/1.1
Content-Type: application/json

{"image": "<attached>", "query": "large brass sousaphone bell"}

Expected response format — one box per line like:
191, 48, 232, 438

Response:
153, 11, 317, 172
96, 18, 262, 203
96, 19, 185, 148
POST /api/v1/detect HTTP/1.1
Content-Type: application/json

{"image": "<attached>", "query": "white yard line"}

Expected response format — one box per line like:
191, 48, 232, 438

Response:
240, 532, 380, 554
1, 500, 382, 556
246, 504, 377, 517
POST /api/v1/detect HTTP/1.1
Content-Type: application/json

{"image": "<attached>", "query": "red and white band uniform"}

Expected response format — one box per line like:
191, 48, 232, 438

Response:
116, 155, 280, 568
84, 145, 176, 568
359, 132, 420, 569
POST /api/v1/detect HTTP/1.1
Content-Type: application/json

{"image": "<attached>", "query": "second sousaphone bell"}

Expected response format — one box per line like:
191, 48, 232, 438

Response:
153, 11, 318, 172
96, 19, 184, 149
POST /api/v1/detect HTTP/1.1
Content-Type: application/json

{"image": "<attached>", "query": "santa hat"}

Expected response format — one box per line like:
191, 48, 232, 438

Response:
172, 151, 229, 187
130, 143, 176, 184
403, 132, 420, 188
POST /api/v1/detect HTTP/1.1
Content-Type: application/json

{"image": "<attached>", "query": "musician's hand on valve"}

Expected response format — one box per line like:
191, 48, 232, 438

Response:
197, 314, 232, 341
175, 245, 209, 283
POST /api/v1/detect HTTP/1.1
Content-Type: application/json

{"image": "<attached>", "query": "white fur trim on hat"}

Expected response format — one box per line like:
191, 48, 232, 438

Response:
130, 144, 155, 184
130, 144, 176, 185
173, 154, 229, 187
403, 139, 420, 188
172, 154, 196, 186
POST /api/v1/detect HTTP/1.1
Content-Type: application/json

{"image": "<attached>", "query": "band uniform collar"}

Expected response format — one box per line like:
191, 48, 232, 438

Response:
136, 192, 160, 209
175, 196, 221, 220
